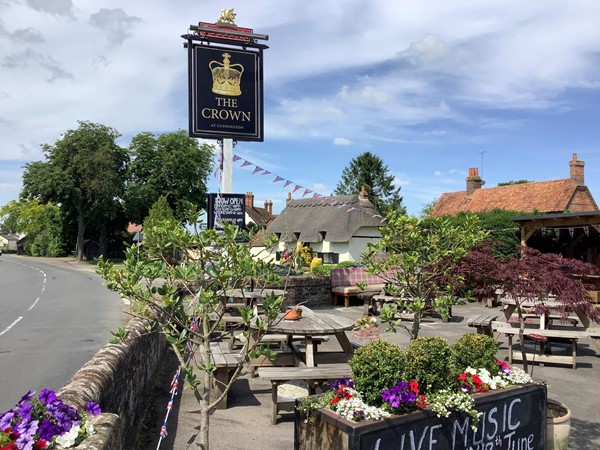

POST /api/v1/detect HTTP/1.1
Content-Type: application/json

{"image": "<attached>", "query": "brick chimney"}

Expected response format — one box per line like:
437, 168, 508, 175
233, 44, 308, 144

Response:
264, 200, 273, 214
245, 192, 254, 208
466, 168, 483, 195
359, 185, 368, 200
569, 153, 584, 185
287, 192, 292, 203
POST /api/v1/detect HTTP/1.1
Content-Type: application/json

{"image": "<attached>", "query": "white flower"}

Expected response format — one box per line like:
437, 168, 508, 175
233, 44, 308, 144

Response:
55, 424, 81, 448
332, 388, 390, 422
507, 367, 534, 385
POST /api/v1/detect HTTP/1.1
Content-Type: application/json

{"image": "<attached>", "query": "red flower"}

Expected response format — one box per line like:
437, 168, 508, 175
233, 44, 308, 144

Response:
416, 395, 427, 408
329, 396, 340, 405
458, 373, 467, 381
409, 381, 419, 394
33, 441, 47, 449
1, 443, 18, 450
471, 375, 483, 385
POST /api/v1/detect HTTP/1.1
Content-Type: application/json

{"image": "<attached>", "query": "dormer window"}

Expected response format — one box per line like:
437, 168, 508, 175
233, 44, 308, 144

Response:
319, 231, 326, 241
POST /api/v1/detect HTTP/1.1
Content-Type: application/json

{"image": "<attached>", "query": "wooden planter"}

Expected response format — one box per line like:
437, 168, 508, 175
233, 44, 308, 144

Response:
295, 384, 547, 450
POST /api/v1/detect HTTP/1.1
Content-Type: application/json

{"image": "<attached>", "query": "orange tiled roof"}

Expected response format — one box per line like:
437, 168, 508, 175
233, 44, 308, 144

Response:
430, 179, 595, 216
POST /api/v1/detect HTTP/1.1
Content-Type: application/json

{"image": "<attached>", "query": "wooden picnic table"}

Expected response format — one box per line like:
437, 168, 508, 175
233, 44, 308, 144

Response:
500, 296, 590, 329
253, 306, 355, 367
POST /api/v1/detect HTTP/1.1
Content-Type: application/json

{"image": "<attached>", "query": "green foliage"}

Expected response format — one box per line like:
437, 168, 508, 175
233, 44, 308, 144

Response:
311, 264, 333, 276
497, 179, 532, 186
402, 337, 454, 394
124, 130, 214, 223
334, 152, 405, 216
21, 121, 128, 260
0, 199, 65, 256
142, 196, 179, 259
362, 212, 488, 339
97, 210, 286, 446
451, 333, 499, 374
348, 339, 405, 406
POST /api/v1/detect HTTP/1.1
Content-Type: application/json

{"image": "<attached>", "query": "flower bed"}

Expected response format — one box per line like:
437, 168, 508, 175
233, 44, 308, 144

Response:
295, 335, 549, 450
0, 390, 100, 449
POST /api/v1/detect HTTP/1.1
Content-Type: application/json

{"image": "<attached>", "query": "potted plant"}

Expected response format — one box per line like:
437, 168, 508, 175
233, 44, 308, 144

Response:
351, 316, 379, 342
296, 335, 548, 450
547, 399, 571, 450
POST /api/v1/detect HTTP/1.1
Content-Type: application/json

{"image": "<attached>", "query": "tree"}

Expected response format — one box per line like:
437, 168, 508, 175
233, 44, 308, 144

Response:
142, 195, 178, 260
21, 121, 128, 260
334, 152, 405, 215
0, 199, 65, 256
460, 245, 600, 371
361, 212, 488, 340
98, 211, 283, 450
124, 131, 214, 224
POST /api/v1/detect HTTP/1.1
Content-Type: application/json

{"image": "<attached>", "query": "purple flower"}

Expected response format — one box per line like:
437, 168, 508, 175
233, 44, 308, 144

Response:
39, 389, 57, 405
39, 418, 61, 441
0, 410, 15, 430
18, 391, 35, 406
330, 376, 354, 390
15, 419, 39, 450
86, 402, 101, 416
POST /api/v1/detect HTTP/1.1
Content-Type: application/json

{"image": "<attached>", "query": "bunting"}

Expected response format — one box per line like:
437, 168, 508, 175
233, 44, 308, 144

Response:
303, 189, 312, 197
240, 160, 252, 167
252, 166, 263, 175
273, 176, 284, 183
156, 366, 181, 449
262, 170, 271, 176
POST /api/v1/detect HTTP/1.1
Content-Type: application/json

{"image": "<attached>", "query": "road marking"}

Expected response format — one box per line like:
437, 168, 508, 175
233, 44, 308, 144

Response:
0, 317, 23, 336
28, 298, 41, 311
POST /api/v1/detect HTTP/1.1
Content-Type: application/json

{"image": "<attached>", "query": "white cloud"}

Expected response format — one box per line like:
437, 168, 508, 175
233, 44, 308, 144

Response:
333, 137, 352, 146
434, 170, 441, 176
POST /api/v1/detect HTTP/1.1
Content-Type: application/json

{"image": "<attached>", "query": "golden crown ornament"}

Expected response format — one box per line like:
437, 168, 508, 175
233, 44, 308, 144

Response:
210, 52, 244, 96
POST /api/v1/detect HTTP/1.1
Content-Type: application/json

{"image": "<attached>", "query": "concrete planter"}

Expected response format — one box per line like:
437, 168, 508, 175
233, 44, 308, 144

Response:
295, 384, 547, 450
546, 398, 571, 450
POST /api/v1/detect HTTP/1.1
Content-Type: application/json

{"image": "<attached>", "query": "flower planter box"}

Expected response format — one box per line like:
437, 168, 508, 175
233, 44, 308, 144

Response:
295, 384, 547, 450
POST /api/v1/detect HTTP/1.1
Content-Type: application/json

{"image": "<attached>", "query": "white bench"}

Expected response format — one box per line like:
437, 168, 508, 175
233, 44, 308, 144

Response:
491, 321, 586, 369
257, 366, 351, 424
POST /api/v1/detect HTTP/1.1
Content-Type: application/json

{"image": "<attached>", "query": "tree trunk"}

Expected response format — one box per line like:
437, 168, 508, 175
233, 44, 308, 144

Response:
99, 223, 107, 257
517, 306, 529, 372
76, 209, 85, 261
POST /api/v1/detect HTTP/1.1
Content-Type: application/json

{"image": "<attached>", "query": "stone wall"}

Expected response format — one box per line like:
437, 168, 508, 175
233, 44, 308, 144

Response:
58, 315, 167, 450
272, 275, 331, 308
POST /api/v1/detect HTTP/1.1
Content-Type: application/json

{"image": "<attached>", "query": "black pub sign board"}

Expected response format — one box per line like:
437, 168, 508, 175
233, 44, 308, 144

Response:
207, 193, 245, 231
190, 44, 263, 141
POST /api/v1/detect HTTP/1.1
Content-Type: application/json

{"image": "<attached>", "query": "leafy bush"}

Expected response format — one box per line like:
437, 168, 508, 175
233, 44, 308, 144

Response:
349, 339, 405, 406
451, 333, 498, 373
312, 264, 333, 276
401, 336, 454, 394
451, 333, 499, 374
335, 261, 360, 269
310, 257, 323, 271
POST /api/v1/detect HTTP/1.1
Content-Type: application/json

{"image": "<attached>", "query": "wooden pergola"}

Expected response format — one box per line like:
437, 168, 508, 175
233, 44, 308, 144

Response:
513, 211, 600, 247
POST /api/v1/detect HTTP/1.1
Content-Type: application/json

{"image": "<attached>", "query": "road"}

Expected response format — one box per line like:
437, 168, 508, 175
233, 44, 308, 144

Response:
0, 254, 125, 412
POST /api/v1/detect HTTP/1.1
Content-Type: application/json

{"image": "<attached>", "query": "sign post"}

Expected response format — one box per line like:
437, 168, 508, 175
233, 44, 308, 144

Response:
183, 8, 268, 227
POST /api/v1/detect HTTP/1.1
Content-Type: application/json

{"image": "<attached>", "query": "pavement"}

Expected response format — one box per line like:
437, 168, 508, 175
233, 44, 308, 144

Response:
145, 300, 600, 450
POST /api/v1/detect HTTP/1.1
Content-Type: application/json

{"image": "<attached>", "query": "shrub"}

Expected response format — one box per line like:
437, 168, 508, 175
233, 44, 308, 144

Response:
312, 264, 333, 276
451, 333, 500, 375
402, 336, 454, 394
349, 339, 405, 406
310, 257, 323, 271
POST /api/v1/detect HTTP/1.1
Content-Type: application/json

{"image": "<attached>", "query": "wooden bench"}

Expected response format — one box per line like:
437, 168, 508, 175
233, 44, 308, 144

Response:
330, 267, 385, 308
467, 314, 498, 336
257, 366, 351, 424
491, 321, 586, 369
198, 341, 241, 409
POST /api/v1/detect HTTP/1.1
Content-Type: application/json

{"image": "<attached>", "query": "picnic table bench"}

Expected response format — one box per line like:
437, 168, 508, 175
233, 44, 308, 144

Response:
491, 321, 586, 369
467, 313, 498, 336
257, 365, 351, 424
199, 341, 242, 409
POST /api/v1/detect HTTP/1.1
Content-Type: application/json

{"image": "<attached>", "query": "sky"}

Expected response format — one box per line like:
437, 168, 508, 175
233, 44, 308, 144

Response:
2, 1, 600, 217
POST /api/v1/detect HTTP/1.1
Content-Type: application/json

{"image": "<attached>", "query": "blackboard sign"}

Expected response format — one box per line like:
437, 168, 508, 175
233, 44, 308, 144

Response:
295, 385, 547, 450
207, 193, 245, 231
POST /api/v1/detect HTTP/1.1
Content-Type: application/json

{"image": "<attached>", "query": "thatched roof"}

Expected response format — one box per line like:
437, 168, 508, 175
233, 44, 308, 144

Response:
266, 194, 384, 243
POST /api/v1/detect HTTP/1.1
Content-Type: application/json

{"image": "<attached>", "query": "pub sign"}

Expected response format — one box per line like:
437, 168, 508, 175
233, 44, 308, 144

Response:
207, 193, 246, 231
189, 45, 263, 141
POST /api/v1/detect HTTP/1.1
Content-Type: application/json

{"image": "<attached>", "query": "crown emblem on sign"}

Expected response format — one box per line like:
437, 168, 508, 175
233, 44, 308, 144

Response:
209, 52, 244, 96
